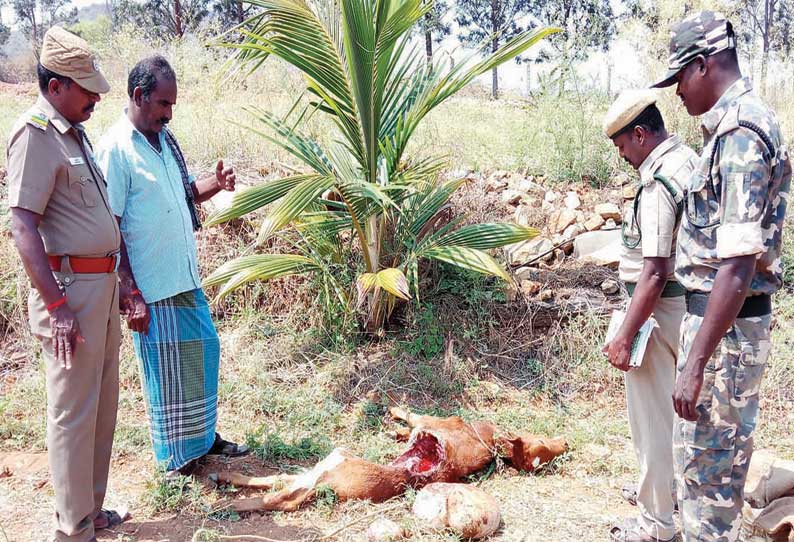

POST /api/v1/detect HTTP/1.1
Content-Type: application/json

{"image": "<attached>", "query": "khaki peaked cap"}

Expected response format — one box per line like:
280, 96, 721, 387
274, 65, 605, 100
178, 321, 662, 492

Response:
603, 89, 659, 138
39, 26, 110, 94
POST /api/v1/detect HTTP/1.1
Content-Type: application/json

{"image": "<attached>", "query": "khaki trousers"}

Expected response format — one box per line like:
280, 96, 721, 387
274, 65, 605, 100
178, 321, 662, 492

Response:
29, 269, 120, 542
625, 295, 685, 540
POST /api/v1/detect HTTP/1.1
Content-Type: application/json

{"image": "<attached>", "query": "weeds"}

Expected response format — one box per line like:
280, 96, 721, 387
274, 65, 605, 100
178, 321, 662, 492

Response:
313, 484, 338, 511
246, 431, 332, 464
143, 467, 207, 515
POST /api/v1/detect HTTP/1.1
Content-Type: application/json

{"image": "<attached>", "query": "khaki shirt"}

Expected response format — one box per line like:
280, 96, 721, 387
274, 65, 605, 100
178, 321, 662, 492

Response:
619, 135, 698, 283
6, 97, 120, 257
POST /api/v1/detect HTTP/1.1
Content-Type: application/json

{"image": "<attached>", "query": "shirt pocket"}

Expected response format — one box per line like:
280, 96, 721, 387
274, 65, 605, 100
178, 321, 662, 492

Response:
67, 167, 98, 207
685, 170, 720, 229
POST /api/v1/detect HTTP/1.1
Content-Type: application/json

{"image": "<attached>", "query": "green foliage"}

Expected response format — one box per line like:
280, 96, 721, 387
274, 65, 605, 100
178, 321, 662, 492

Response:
313, 483, 338, 510
357, 399, 386, 431
206, 0, 556, 333
113, 0, 211, 39
402, 304, 445, 360
12, 0, 77, 48
143, 467, 207, 514
245, 431, 332, 463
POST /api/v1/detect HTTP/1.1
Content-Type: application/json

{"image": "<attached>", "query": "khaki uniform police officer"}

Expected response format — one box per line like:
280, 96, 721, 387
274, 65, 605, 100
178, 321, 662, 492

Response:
7, 27, 128, 542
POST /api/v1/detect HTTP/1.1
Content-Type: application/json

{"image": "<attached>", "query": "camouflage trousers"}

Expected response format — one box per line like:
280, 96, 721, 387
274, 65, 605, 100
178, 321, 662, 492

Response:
673, 312, 772, 542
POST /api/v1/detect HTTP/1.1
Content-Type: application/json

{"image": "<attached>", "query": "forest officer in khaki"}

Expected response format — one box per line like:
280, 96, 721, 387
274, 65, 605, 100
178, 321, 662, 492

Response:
6, 27, 128, 542
603, 90, 697, 542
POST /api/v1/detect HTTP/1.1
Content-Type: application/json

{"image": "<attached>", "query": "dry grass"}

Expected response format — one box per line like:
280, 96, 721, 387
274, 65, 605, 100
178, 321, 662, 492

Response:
1, 27, 794, 542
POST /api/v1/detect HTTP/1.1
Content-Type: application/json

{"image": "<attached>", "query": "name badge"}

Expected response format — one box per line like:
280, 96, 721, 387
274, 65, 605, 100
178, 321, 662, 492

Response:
68, 157, 85, 166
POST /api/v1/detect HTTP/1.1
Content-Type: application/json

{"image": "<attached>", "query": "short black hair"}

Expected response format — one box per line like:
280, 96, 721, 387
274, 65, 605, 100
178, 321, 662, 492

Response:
37, 63, 71, 94
612, 104, 666, 138
710, 47, 740, 71
127, 55, 176, 99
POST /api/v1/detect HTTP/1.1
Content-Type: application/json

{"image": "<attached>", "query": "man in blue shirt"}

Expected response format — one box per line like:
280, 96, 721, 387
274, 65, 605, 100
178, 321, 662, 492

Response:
97, 55, 248, 476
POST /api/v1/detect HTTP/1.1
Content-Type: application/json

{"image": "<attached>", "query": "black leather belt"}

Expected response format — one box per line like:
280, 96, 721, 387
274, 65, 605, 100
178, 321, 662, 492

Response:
685, 292, 772, 318
625, 280, 685, 298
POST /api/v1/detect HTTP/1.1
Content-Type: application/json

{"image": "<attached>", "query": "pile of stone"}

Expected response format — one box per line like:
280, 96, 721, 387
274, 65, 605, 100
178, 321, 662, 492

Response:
479, 170, 634, 301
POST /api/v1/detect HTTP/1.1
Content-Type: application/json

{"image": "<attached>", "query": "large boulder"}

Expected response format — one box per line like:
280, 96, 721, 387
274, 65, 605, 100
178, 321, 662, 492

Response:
412, 483, 501, 539
573, 230, 622, 268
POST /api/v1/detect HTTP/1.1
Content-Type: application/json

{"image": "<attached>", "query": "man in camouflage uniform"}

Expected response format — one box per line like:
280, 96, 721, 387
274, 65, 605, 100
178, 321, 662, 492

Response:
652, 11, 792, 542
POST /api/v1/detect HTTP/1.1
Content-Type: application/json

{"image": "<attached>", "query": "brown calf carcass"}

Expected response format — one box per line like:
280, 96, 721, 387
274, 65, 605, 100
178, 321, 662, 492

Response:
211, 406, 568, 513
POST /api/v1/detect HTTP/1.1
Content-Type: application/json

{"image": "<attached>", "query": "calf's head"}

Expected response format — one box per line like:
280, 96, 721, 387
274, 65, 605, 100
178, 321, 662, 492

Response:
495, 435, 568, 472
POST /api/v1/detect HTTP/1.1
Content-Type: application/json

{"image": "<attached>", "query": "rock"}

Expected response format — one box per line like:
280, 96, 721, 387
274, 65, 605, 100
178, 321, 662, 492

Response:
575, 210, 586, 224
573, 230, 622, 268
552, 248, 565, 265
520, 280, 542, 297
584, 213, 605, 231
550, 209, 577, 234
501, 190, 523, 206
505, 237, 554, 266
564, 191, 581, 210
514, 266, 535, 282
485, 178, 508, 193
562, 223, 583, 240
517, 178, 544, 194
622, 183, 638, 200
541, 200, 555, 213
539, 289, 554, 302
513, 205, 535, 227
520, 195, 541, 208
204, 189, 237, 216
543, 190, 559, 204
412, 483, 501, 539
367, 518, 406, 542
601, 279, 620, 295
595, 202, 621, 221
605, 218, 618, 229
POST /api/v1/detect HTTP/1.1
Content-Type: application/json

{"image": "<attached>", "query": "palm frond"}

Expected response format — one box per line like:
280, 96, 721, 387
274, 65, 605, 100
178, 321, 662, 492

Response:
435, 223, 539, 249
258, 174, 336, 242
203, 253, 319, 300
424, 246, 510, 281
205, 174, 316, 226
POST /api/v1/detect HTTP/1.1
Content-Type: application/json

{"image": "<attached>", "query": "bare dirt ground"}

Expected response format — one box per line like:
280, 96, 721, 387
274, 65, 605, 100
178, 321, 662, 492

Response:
1, 445, 637, 542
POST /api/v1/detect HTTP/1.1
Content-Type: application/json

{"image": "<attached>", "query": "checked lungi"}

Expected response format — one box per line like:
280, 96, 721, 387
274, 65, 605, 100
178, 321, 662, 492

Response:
133, 288, 219, 471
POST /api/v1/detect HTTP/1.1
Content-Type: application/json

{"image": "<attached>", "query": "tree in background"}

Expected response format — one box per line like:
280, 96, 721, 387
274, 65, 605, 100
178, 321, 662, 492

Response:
0, 0, 10, 54
112, 0, 210, 39
12, 0, 77, 49
737, 0, 792, 92
213, 0, 258, 29
416, 0, 450, 66
530, 0, 615, 93
455, 0, 533, 99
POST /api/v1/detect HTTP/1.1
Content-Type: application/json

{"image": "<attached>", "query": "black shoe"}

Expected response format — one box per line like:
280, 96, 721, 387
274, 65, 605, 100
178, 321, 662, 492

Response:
207, 432, 250, 457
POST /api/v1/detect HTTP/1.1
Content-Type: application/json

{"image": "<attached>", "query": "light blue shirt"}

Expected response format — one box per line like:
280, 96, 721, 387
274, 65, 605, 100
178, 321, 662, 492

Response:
97, 113, 201, 304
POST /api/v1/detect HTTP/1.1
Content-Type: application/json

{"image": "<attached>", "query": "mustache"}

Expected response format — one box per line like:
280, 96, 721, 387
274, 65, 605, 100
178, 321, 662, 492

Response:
159, 118, 170, 125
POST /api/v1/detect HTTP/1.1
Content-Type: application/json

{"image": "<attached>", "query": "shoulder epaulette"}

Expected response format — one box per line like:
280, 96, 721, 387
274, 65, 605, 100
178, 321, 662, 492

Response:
27, 112, 49, 131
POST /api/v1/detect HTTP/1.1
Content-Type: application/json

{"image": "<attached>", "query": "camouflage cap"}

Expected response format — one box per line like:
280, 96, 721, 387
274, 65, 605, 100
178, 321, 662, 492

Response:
39, 26, 110, 94
651, 11, 736, 89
